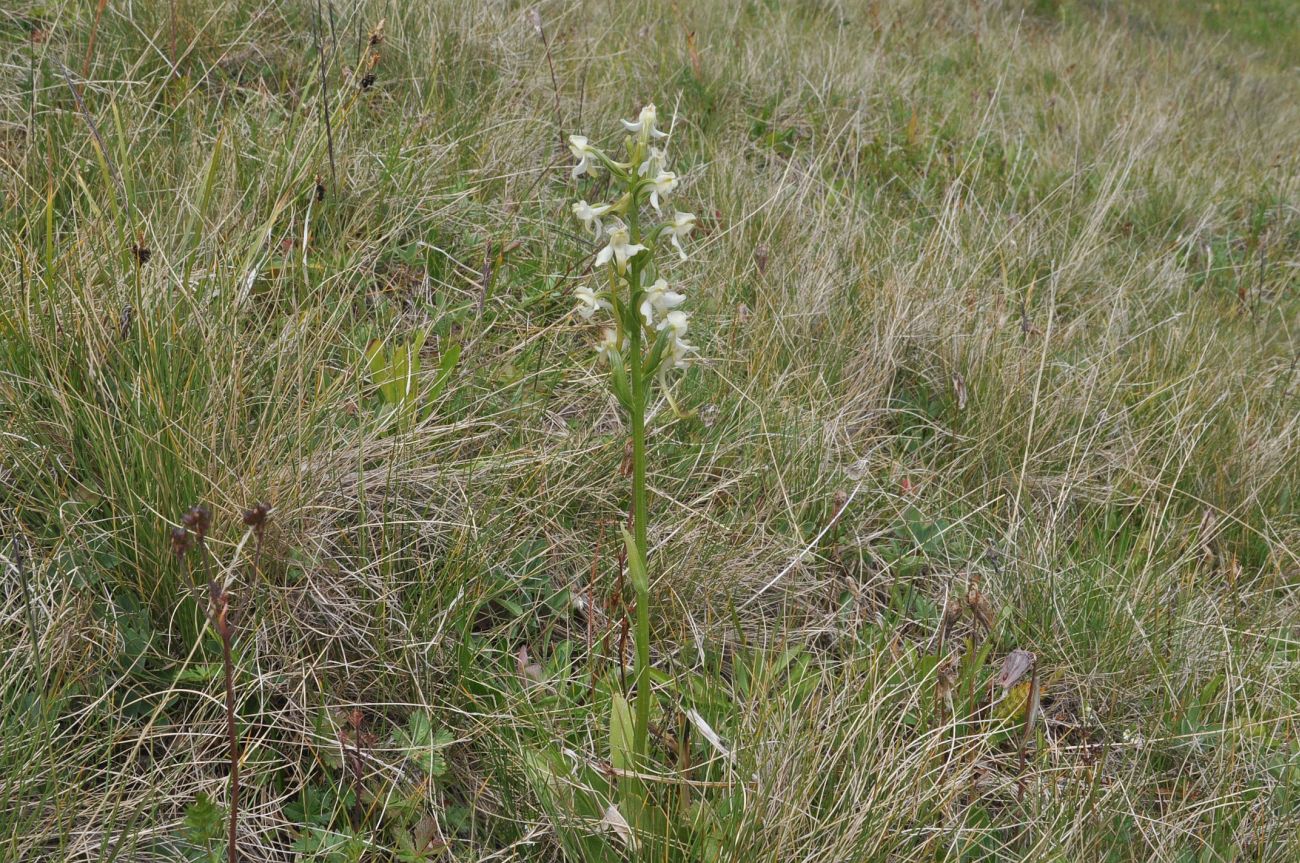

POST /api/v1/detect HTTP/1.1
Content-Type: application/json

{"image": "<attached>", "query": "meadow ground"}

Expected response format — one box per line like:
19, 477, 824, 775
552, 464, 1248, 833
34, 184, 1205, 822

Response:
1, 0, 1298, 860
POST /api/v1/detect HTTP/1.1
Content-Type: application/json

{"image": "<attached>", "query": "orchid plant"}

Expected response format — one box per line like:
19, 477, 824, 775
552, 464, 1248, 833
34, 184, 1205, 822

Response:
568, 103, 697, 765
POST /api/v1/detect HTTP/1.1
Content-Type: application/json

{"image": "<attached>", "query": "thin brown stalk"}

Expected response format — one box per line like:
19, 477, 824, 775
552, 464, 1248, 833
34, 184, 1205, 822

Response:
51, 56, 127, 213
83, 0, 110, 79
586, 524, 601, 698
211, 583, 240, 863
312, 0, 338, 188
1016, 666, 1041, 801
476, 240, 494, 316
187, 506, 238, 863
526, 8, 564, 147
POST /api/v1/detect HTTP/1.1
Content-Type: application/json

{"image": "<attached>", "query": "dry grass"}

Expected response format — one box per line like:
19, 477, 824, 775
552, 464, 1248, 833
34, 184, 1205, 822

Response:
0, 0, 1297, 860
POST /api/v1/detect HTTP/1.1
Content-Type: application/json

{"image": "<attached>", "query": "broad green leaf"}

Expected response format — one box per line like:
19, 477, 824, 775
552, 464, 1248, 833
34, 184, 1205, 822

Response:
620, 527, 648, 596
394, 712, 454, 777
183, 793, 223, 845
609, 692, 635, 772
607, 350, 632, 409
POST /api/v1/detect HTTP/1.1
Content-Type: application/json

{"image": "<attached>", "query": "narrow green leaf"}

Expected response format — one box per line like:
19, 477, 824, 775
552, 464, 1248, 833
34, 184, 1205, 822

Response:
643, 326, 674, 378
181, 127, 225, 288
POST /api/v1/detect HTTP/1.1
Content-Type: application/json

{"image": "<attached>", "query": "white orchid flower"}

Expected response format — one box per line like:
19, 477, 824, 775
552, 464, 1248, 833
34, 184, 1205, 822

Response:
572, 200, 612, 237
622, 103, 668, 142
638, 278, 686, 326
663, 211, 696, 261
637, 146, 667, 177
656, 309, 689, 337
647, 171, 678, 213
574, 285, 611, 320
594, 220, 647, 273
568, 135, 601, 179
669, 335, 696, 369
595, 327, 627, 363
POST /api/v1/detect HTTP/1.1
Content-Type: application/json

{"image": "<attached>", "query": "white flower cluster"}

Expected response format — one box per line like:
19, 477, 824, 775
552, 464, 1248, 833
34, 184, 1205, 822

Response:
567, 104, 698, 379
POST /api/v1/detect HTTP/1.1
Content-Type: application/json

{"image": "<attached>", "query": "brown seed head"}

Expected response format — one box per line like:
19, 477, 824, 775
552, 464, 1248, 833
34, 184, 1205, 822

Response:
941, 597, 962, 628
182, 506, 212, 543
242, 501, 271, 528
170, 526, 190, 559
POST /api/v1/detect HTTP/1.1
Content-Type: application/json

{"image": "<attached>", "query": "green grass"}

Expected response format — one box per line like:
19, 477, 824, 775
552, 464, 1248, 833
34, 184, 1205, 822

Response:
0, 0, 1297, 860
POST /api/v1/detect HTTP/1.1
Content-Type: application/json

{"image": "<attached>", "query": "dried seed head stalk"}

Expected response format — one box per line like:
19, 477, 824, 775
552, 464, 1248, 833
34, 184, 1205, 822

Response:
181, 505, 211, 546
170, 526, 191, 559
965, 573, 996, 635
131, 231, 152, 266
241, 501, 271, 536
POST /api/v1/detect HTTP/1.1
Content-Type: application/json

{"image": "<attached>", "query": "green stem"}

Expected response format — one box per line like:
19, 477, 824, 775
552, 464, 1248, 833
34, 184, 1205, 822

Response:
626, 204, 652, 763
